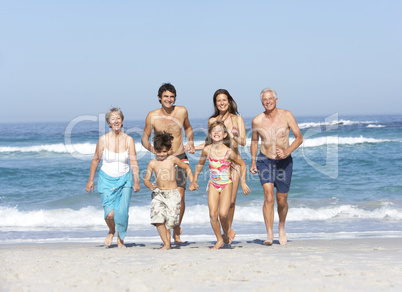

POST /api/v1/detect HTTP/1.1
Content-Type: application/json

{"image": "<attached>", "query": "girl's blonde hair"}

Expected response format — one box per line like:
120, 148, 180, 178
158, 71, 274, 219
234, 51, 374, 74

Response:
205, 121, 232, 149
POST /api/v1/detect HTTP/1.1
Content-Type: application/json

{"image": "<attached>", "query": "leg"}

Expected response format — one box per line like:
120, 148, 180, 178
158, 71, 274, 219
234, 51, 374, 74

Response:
104, 210, 115, 247
156, 223, 171, 250
173, 187, 185, 245
117, 234, 126, 248
219, 184, 234, 244
208, 185, 224, 249
276, 191, 289, 245
228, 166, 240, 228
262, 183, 275, 245
115, 187, 132, 248
166, 228, 171, 246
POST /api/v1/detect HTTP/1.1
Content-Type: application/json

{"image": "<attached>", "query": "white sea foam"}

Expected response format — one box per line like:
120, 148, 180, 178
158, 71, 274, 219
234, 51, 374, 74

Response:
299, 136, 392, 148
194, 136, 392, 150
0, 142, 145, 155
1, 203, 401, 230
367, 124, 385, 128
0, 143, 95, 155
236, 204, 402, 222
0, 136, 395, 158
298, 119, 379, 129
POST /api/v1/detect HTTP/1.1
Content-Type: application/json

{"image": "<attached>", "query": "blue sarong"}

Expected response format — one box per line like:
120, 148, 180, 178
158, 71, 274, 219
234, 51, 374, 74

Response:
98, 170, 133, 240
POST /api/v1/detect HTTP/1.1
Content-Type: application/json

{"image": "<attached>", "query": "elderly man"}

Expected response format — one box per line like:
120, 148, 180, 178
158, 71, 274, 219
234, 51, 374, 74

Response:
250, 88, 303, 245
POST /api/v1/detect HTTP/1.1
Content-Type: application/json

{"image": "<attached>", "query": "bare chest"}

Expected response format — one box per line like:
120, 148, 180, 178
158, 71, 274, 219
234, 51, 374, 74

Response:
104, 135, 128, 153
153, 160, 176, 182
152, 116, 183, 135
258, 119, 289, 142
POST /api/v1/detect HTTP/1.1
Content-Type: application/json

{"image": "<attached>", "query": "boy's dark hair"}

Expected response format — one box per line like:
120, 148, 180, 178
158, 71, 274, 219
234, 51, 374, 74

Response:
158, 83, 177, 103
153, 131, 174, 151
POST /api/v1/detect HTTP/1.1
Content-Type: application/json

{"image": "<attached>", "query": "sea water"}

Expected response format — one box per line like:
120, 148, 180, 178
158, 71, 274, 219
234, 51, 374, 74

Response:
1, 114, 402, 244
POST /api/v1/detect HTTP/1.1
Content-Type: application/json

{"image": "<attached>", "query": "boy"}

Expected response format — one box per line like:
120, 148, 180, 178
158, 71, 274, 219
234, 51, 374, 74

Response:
144, 131, 196, 250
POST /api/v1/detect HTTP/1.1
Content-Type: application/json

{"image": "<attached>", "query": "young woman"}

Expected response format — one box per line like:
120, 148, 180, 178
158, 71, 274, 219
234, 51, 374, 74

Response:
190, 121, 250, 249
195, 89, 247, 229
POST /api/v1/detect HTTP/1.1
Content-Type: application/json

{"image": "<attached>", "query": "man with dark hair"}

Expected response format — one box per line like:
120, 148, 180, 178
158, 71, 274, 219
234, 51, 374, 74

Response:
142, 83, 195, 244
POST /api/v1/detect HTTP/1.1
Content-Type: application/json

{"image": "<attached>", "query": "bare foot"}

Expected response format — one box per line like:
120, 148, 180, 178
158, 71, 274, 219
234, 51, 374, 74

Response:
117, 236, 126, 248
222, 233, 229, 244
211, 240, 224, 250
104, 232, 114, 247
263, 238, 273, 245
264, 229, 274, 245
173, 226, 183, 245
227, 228, 236, 244
279, 227, 287, 245
160, 245, 171, 250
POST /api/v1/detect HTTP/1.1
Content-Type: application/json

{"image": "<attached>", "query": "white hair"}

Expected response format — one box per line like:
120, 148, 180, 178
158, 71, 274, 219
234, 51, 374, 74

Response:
105, 107, 124, 123
260, 88, 278, 101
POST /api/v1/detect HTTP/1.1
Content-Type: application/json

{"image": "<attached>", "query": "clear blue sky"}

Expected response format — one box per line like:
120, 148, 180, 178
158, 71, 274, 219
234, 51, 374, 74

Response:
1, 0, 401, 123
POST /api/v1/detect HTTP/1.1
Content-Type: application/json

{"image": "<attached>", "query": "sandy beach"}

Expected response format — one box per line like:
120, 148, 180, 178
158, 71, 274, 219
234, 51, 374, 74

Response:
1, 238, 402, 291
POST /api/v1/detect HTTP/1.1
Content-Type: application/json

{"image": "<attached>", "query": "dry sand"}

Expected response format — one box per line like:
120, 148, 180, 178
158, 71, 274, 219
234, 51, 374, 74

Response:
1, 238, 402, 291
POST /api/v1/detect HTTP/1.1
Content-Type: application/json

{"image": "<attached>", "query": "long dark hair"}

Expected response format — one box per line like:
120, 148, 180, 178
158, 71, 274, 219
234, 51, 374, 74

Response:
210, 89, 239, 119
205, 121, 231, 149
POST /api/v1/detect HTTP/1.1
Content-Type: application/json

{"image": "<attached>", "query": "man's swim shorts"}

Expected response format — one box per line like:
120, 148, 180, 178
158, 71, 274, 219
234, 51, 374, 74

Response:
256, 152, 293, 193
175, 152, 188, 189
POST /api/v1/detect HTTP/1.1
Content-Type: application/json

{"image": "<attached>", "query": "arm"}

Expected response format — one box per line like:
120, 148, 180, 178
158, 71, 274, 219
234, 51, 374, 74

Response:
229, 150, 251, 195
128, 136, 141, 192
143, 162, 156, 191
174, 158, 196, 190
232, 115, 247, 147
276, 111, 303, 159
86, 137, 104, 194
194, 142, 205, 151
141, 112, 155, 154
183, 108, 195, 154
189, 147, 208, 191
249, 119, 259, 174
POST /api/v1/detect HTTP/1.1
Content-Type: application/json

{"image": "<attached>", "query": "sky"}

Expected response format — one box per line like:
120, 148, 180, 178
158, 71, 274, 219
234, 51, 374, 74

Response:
1, 0, 401, 123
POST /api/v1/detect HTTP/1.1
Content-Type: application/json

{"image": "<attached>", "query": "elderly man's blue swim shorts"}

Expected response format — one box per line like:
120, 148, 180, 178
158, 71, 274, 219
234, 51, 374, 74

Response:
256, 152, 293, 193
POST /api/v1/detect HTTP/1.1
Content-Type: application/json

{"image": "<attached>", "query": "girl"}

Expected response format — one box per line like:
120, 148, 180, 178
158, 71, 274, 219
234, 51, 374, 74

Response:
190, 121, 250, 249
195, 89, 247, 230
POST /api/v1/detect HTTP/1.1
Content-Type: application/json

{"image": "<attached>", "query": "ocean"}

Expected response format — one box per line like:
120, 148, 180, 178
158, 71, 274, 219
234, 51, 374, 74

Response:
1, 114, 402, 244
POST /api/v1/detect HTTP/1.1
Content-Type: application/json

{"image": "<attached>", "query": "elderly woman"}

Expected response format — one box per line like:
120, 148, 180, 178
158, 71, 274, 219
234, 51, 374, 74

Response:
86, 107, 140, 248
196, 89, 247, 230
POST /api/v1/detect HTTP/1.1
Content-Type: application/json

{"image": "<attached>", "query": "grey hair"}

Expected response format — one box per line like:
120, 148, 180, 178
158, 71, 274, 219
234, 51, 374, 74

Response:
260, 88, 278, 101
105, 107, 124, 123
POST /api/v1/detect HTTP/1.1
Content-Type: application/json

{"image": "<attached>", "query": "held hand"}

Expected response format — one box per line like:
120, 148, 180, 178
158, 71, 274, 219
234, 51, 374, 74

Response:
241, 182, 251, 195
189, 182, 198, 191
86, 181, 94, 194
149, 182, 156, 191
133, 182, 141, 193
276, 148, 288, 159
185, 141, 195, 154
250, 164, 258, 174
